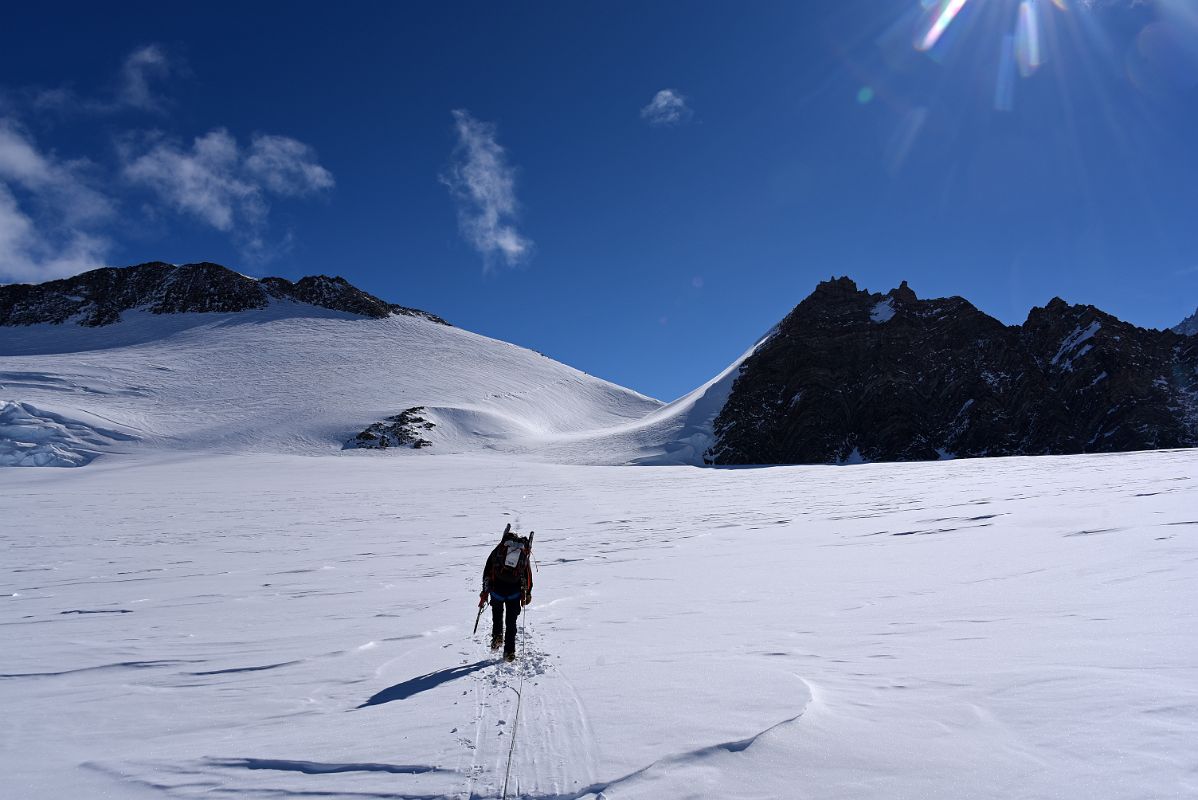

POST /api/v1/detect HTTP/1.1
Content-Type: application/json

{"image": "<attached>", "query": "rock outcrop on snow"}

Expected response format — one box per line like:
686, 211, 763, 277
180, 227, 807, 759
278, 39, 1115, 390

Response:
707, 278, 1198, 465
349, 407, 436, 450
0, 262, 448, 327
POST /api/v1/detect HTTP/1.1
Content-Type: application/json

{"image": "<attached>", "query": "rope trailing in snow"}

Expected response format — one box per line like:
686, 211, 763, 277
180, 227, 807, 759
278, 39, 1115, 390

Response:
500, 481, 533, 800
500, 604, 529, 800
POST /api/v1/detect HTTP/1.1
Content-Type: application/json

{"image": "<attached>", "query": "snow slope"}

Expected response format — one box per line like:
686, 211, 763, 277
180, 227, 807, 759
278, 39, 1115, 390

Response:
0, 301, 785, 467
2, 449, 1195, 799
0, 301, 663, 464
528, 326, 778, 466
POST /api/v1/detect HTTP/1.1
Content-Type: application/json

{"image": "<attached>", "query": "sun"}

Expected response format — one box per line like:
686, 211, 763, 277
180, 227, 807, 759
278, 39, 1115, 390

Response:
911, 0, 1075, 110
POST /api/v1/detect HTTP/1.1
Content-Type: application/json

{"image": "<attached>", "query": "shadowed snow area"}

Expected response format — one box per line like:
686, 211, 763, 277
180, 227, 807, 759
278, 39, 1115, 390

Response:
0, 400, 138, 466
2, 450, 1195, 799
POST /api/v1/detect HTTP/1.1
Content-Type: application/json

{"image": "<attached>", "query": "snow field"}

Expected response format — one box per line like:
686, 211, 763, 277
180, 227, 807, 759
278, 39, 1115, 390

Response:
2, 448, 1195, 799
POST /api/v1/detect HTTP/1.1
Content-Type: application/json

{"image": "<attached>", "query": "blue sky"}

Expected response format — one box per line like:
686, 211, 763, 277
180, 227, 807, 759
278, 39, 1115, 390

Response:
2, 0, 1196, 400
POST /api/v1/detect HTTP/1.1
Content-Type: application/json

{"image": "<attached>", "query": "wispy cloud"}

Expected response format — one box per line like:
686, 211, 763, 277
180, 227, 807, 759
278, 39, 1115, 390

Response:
0, 121, 113, 283
0, 121, 113, 223
34, 44, 176, 116
245, 135, 336, 197
640, 89, 692, 127
116, 45, 173, 112
120, 128, 333, 260
0, 45, 335, 280
441, 109, 532, 269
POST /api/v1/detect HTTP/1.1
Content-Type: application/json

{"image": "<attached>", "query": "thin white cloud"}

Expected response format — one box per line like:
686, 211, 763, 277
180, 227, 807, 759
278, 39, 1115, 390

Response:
121, 128, 334, 259
33, 44, 176, 116
640, 89, 692, 127
116, 44, 173, 112
0, 121, 113, 223
0, 189, 110, 282
245, 135, 335, 197
441, 109, 532, 269
0, 120, 113, 283
122, 129, 258, 231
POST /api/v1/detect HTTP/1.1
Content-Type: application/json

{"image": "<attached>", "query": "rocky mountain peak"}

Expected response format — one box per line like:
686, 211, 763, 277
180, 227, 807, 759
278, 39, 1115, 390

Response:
706, 279, 1198, 465
888, 280, 917, 304
812, 276, 860, 295
0, 262, 447, 328
1174, 307, 1198, 336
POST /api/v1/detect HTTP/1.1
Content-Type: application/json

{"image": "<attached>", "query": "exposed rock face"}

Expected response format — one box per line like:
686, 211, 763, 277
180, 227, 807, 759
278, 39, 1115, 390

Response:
259, 274, 445, 323
0, 262, 448, 327
707, 278, 1198, 465
1175, 308, 1198, 337
349, 408, 435, 450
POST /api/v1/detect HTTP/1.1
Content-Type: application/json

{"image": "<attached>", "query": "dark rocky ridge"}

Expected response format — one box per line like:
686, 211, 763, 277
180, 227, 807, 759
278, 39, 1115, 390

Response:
707, 278, 1198, 465
0, 262, 448, 327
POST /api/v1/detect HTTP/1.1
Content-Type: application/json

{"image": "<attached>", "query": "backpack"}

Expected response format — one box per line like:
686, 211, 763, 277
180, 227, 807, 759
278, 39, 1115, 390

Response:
496, 535, 529, 583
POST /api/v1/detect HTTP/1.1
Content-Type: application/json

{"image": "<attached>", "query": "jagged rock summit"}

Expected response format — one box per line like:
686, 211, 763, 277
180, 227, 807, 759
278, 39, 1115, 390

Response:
0, 262, 447, 327
707, 277, 1198, 465
1175, 308, 1198, 337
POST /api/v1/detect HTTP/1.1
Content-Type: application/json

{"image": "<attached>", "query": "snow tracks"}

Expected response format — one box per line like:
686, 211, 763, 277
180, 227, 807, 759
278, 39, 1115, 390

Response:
459, 624, 601, 800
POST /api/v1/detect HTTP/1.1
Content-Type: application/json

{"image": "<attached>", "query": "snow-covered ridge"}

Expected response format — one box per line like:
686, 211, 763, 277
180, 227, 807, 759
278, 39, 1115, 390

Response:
0, 260, 776, 468
594, 325, 779, 466
0, 304, 662, 466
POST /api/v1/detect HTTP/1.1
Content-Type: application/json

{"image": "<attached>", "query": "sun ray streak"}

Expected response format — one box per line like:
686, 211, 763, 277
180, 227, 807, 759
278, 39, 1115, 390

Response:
1016, 0, 1045, 76
916, 0, 971, 52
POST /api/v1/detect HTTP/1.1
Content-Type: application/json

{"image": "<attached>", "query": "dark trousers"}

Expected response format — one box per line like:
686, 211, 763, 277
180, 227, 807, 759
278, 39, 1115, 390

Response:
490, 598, 521, 655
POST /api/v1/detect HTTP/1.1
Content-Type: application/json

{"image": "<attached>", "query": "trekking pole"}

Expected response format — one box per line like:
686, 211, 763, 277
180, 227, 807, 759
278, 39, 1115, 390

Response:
472, 595, 486, 635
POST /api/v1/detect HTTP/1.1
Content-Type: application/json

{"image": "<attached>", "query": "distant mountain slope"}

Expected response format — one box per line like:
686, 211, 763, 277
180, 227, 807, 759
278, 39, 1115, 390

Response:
1175, 308, 1198, 336
3, 264, 1195, 468
530, 326, 779, 466
0, 263, 659, 465
707, 278, 1198, 464
0, 262, 446, 327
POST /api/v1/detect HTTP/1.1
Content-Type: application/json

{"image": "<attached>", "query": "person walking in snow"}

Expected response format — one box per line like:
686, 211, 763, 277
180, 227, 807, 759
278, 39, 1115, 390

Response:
479, 524, 533, 662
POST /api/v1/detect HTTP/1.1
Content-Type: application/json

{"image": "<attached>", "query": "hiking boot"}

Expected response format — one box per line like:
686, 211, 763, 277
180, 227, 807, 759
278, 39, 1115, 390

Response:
504, 652, 516, 663
490, 637, 502, 651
